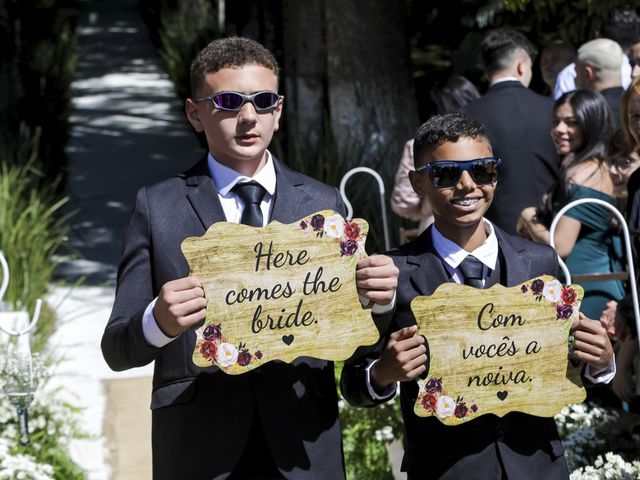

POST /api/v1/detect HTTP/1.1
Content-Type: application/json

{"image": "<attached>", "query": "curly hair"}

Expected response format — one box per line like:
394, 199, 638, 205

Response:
412, 113, 491, 167
190, 37, 279, 96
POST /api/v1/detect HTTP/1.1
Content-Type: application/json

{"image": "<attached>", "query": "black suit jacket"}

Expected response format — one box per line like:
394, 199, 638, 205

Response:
463, 81, 559, 234
102, 157, 349, 480
341, 226, 570, 480
600, 86, 623, 130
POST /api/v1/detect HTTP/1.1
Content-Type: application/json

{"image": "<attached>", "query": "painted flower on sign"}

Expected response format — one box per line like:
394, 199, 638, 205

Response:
237, 349, 252, 367
418, 376, 478, 421
323, 214, 345, 238
203, 323, 222, 341
557, 304, 574, 320
436, 395, 457, 418
562, 287, 577, 305
424, 377, 443, 394
199, 340, 218, 360
531, 279, 544, 295
344, 221, 361, 241
420, 392, 437, 412
298, 211, 366, 261
543, 279, 563, 302
216, 342, 239, 367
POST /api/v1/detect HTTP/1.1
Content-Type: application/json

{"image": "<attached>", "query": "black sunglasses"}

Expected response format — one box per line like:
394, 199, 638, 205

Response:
416, 157, 502, 189
194, 91, 283, 112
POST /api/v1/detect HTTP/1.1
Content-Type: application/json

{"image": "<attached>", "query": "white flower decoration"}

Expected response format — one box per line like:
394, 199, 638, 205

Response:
323, 214, 345, 238
543, 279, 563, 302
436, 395, 456, 418
216, 342, 239, 367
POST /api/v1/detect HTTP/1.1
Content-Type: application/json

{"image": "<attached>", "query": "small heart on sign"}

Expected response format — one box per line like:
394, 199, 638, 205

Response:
497, 391, 508, 401
282, 335, 294, 345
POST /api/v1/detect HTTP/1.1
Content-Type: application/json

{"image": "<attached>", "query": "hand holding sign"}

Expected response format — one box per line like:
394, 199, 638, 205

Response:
411, 276, 586, 425
181, 210, 382, 374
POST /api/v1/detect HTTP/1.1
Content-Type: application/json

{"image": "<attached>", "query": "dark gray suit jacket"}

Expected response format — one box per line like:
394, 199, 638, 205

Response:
102, 157, 348, 480
463, 81, 559, 234
341, 226, 570, 480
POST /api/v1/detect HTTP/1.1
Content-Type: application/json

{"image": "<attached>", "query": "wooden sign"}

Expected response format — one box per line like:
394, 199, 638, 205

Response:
412, 276, 586, 425
181, 210, 380, 374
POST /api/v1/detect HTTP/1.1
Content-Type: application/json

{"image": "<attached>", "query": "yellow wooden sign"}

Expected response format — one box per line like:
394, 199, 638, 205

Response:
181, 210, 379, 374
412, 276, 586, 425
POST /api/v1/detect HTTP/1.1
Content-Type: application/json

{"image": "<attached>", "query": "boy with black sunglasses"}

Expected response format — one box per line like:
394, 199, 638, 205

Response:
101, 37, 398, 479
341, 113, 614, 480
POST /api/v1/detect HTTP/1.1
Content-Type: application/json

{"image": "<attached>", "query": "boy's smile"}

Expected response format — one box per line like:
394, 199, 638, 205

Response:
185, 64, 283, 177
410, 136, 495, 249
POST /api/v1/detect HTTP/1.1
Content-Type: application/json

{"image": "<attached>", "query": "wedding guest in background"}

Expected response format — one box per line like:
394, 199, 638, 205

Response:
621, 78, 640, 235
574, 38, 625, 128
553, 7, 639, 99
610, 294, 640, 411
517, 89, 625, 321
391, 75, 480, 236
608, 130, 640, 202
464, 26, 559, 235
539, 41, 576, 94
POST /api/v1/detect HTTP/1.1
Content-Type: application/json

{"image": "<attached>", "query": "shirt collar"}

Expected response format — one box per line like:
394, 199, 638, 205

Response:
431, 219, 499, 271
207, 151, 277, 197
490, 76, 521, 86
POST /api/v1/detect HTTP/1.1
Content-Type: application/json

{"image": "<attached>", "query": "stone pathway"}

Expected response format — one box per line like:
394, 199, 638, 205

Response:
49, 0, 203, 478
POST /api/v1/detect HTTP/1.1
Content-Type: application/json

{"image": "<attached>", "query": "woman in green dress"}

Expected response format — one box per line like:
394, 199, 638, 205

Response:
517, 89, 625, 319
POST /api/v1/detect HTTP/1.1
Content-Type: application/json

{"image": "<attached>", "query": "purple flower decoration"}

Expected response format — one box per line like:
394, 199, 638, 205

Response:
470, 404, 478, 413
340, 239, 359, 257
203, 323, 222, 341
300, 220, 307, 230
454, 403, 469, 418
255, 351, 263, 360
531, 279, 544, 294
556, 304, 573, 320
520, 285, 528, 293
237, 349, 252, 366
310, 214, 325, 230
424, 377, 442, 394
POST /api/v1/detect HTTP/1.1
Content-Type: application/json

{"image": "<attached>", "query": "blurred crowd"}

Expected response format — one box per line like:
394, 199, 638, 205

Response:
390, 7, 640, 412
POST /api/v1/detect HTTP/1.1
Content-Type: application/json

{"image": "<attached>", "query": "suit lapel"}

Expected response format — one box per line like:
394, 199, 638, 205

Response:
184, 157, 226, 230
406, 227, 451, 296
270, 157, 309, 224
494, 227, 534, 286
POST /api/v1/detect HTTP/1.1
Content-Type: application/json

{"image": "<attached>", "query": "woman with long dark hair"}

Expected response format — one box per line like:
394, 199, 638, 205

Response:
517, 89, 625, 319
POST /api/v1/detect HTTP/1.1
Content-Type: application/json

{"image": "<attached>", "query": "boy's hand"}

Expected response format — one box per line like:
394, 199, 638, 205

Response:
370, 326, 427, 393
154, 277, 207, 337
356, 255, 399, 306
570, 313, 613, 374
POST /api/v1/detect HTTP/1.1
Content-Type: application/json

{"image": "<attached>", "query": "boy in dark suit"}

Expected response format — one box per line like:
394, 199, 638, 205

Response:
101, 37, 398, 480
341, 113, 614, 479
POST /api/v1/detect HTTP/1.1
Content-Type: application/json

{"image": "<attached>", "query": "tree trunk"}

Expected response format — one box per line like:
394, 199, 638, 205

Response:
325, 0, 419, 180
281, 0, 326, 167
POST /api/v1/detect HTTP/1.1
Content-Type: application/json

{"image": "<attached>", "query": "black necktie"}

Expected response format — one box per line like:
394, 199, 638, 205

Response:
458, 255, 484, 289
232, 181, 266, 227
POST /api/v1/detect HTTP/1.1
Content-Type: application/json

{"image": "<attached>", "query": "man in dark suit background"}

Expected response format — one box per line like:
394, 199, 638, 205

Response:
464, 27, 559, 235
341, 113, 614, 479
101, 37, 398, 480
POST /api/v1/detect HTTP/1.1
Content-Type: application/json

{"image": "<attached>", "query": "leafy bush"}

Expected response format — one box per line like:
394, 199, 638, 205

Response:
0, 128, 71, 350
158, 0, 221, 100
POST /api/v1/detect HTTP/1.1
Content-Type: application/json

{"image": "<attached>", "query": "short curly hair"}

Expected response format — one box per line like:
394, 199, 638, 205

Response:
190, 37, 280, 96
413, 113, 491, 167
